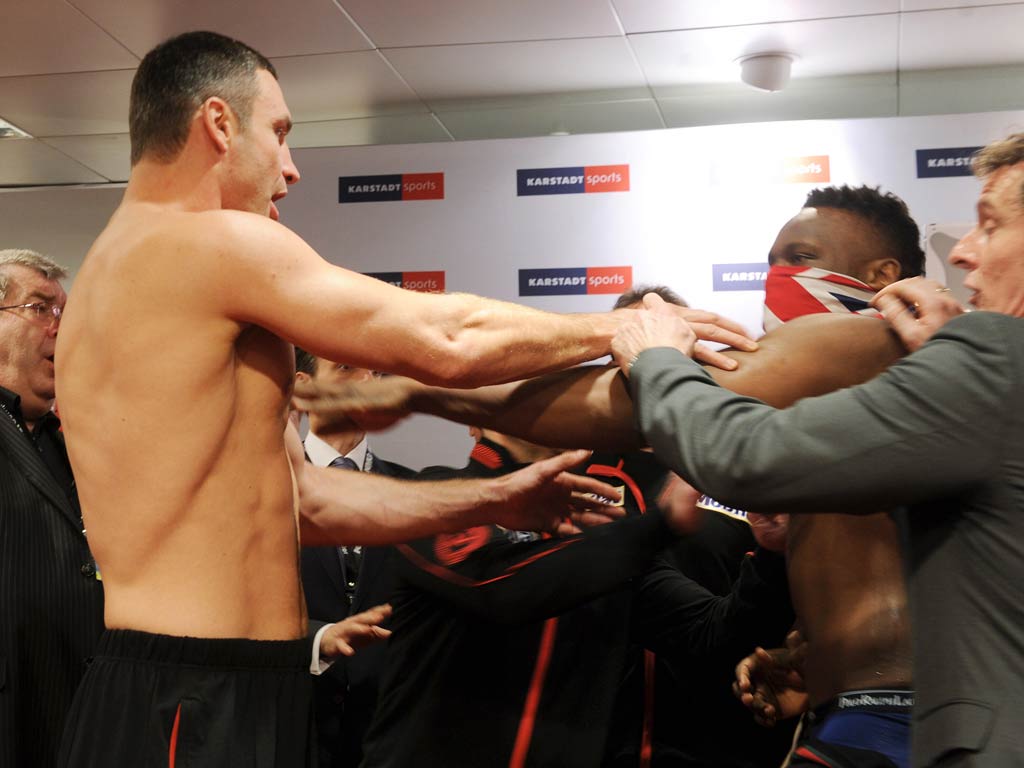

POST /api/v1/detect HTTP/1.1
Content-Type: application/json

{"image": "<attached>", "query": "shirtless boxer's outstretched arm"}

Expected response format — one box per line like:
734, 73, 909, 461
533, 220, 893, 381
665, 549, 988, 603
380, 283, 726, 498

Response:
295, 313, 906, 449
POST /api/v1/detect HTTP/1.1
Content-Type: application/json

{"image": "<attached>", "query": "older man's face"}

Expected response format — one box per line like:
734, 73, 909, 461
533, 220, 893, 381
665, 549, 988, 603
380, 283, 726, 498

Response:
950, 162, 1024, 317
0, 265, 66, 420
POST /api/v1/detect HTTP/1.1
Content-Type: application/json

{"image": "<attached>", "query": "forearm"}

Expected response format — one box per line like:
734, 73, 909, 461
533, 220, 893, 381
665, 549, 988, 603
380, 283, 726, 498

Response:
398, 511, 674, 624
409, 365, 643, 450
298, 467, 503, 546
408, 292, 628, 387
636, 549, 793, 658
630, 314, 1010, 513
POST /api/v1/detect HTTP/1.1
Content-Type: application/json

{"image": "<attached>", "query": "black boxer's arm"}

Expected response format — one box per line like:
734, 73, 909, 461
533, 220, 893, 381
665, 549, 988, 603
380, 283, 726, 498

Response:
395, 511, 674, 625
297, 314, 904, 451
634, 549, 794, 659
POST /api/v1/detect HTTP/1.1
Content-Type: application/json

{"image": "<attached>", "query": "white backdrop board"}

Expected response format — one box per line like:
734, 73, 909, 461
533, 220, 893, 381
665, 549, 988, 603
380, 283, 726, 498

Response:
3, 110, 1022, 468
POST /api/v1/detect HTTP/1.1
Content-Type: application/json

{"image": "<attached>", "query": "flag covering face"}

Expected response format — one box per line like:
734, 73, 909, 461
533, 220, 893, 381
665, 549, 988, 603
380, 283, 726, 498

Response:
763, 265, 881, 333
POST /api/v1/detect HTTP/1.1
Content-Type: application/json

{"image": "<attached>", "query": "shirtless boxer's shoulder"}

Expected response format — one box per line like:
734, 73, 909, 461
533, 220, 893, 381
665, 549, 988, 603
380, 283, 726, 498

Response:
53, 31, 692, 767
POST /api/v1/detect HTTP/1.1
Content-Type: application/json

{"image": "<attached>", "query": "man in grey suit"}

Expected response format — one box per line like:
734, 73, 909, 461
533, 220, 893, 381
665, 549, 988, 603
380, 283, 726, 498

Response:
611, 134, 1024, 767
0, 249, 104, 767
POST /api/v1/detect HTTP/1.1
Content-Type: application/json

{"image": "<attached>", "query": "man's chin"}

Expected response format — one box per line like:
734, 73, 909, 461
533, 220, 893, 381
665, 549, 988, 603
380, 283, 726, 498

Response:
268, 201, 280, 221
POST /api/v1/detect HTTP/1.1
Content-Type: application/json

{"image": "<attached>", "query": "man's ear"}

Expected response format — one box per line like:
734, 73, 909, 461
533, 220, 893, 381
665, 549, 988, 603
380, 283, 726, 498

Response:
200, 96, 234, 154
863, 257, 901, 290
295, 371, 312, 385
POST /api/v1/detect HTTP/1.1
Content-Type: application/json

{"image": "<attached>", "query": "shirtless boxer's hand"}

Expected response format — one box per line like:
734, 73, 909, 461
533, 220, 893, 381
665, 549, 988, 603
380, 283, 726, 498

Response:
489, 450, 624, 535
293, 376, 416, 432
657, 472, 706, 534
733, 630, 808, 727
747, 512, 789, 554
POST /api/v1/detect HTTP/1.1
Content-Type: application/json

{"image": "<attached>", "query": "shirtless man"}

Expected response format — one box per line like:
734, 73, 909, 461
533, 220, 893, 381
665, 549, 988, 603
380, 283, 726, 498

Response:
298, 186, 923, 767
52, 31, 751, 767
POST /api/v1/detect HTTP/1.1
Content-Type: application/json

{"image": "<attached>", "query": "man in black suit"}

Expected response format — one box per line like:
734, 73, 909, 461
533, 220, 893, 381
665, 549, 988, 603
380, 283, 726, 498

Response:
295, 348, 415, 768
0, 249, 104, 768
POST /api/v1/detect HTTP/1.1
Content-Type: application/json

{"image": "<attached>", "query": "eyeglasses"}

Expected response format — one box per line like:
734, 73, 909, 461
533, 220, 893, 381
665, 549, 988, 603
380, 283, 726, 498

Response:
0, 301, 63, 325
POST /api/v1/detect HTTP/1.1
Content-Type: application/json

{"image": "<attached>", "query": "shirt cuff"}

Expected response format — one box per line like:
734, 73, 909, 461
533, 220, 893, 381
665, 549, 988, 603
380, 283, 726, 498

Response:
310, 622, 337, 676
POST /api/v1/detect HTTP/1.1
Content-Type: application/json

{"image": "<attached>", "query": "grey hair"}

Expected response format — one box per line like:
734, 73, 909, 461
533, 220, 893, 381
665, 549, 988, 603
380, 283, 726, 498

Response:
0, 249, 68, 301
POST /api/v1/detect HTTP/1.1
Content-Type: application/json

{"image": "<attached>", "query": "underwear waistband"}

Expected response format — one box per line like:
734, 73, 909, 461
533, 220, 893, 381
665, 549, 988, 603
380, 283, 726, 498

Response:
810, 688, 914, 722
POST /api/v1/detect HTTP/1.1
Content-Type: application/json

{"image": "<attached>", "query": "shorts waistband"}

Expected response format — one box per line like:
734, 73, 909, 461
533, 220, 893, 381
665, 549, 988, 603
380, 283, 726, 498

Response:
95, 628, 310, 670
811, 689, 915, 721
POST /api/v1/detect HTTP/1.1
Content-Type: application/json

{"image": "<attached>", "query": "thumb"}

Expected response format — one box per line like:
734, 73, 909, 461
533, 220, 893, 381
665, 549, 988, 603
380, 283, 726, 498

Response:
535, 449, 591, 477
643, 292, 667, 311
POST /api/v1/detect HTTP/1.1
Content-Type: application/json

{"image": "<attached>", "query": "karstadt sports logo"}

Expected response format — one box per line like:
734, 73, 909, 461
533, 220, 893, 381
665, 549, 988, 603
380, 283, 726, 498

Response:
916, 147, 981, 178
364, 271, 446, 293
519, 266, 632, 296
782, 156, 830, 183
713, 263, 769, 292
517, 164, 630, 196
339, 172, 445, 203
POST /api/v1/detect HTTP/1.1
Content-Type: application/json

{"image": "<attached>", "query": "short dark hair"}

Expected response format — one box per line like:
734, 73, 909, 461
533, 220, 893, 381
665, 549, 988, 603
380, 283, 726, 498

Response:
295, 347, 317, 376
129, 31, 276, 165
803, 185, 925, 279
613, 284, 689, 310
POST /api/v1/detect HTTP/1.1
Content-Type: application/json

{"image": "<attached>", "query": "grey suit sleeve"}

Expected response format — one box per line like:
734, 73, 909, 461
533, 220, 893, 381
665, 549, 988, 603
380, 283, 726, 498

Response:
629, 312, 1017, 514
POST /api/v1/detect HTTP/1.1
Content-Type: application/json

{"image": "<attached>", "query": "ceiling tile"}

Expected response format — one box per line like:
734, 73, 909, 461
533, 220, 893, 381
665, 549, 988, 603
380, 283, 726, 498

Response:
68, 0, 371, 58
40, 134, 131, 182
271, 51, 426, 122
631, 15, 898, 90
0, 69, 134, 137
612, 0, 898, 33
437, 98, 665, 140
384, 38, 647, 101
658, 73, 897, 127
288, 115, 451, 148
340, 0, 622, 47
0, 139, 107, 186
0, 0, 138, 77
900, 5, 1024, 70
899, 65, 1024, 116
901, 0, 1023, 10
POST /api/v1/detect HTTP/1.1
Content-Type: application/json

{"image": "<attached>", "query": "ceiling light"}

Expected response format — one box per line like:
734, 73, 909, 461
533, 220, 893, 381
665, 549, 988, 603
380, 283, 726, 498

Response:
737, 53, 796, 93
0, 117, 31, 139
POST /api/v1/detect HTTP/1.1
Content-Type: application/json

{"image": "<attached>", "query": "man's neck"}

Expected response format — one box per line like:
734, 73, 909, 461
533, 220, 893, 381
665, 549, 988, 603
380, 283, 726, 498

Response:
0, 388, 48, 433
317, 429, 366, 458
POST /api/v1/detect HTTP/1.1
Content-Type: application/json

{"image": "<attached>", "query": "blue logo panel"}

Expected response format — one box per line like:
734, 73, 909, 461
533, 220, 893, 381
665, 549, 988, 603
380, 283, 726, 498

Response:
517, 167, 585, 196
916, 147, 981, 178
339, 175, 404, 203
519, 268, 588, 295
364, 271, 403, 286
712, 263, 769, 292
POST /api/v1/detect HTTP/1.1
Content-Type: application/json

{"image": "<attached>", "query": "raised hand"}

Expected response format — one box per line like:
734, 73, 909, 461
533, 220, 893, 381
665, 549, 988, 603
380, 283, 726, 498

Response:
872, 276, 966, 352
490, 449, 625, 535
293, 376, 417, 432
319, 603, 393, 662
612, 293, 699, 376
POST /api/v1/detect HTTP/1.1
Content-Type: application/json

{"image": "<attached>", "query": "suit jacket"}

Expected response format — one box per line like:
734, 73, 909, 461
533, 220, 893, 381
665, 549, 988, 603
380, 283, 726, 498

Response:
630, 311, 1024, 768
0, 407, 104, 768
301, 448, 415, 768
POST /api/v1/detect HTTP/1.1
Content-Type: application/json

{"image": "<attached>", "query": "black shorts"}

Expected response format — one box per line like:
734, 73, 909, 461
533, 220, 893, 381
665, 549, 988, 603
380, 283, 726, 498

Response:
57, 629, 315, 768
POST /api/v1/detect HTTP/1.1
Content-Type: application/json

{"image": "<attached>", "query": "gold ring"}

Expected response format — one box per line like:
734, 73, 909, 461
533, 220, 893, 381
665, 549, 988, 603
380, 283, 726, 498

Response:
935, 287, 952, 293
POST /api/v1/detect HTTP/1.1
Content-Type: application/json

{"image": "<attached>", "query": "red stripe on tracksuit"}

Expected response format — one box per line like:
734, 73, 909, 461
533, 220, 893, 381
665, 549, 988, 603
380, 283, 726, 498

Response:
509, 618, 559, 768
168, 703, 182, 768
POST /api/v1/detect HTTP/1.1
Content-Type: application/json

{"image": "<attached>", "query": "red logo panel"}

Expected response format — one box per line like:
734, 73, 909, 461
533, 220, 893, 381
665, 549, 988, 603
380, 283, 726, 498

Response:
584, 164, 630, 193
402, 172, 445, 200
